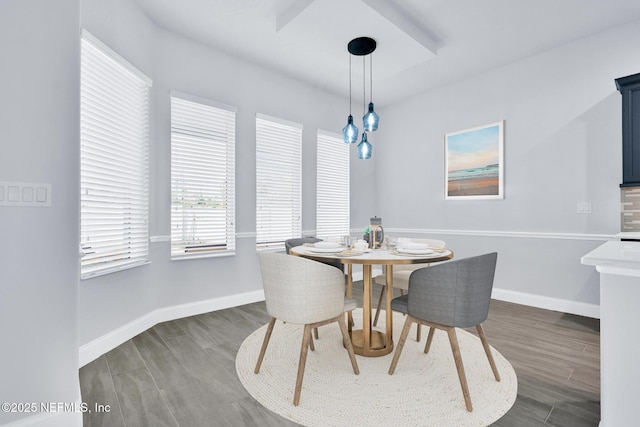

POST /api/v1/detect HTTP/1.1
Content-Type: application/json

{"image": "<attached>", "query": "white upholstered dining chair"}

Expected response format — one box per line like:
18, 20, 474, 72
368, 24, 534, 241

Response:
254, 252, 360, 406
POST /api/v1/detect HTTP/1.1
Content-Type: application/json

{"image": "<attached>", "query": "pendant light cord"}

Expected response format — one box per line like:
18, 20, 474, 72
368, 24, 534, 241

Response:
363, 55, 366, 115
348, 54, 352, 114
369, 53, 373, 103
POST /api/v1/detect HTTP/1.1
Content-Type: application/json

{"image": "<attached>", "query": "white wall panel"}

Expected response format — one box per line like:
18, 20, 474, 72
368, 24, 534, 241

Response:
0, 0, 81, 425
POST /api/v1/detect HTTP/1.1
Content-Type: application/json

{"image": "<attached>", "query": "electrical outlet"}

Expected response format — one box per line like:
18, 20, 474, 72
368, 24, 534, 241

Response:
577, 202, 592, 214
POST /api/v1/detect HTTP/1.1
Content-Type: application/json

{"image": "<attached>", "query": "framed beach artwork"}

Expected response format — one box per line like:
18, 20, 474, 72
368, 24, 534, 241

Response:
445, 121, 504, 200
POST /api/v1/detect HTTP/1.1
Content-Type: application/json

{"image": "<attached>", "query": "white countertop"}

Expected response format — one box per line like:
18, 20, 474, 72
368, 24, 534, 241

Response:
616, 231, 640, 239
581, 240, 640, 272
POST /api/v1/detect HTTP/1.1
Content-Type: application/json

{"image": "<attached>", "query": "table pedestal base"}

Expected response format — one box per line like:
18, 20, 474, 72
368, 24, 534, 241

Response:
350, 329, 393, 357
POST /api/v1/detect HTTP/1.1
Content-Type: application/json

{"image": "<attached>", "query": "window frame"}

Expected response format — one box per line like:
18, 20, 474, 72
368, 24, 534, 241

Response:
79, 29, 152, 279
170, 91, 237, 260
316, 130, 350, 239
255, 113, 302, 249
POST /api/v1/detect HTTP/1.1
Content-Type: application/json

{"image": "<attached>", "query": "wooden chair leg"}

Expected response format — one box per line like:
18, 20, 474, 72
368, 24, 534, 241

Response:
293, 324, 313, 406
309, 332, 315, 352
447, 327, 473, 412
476, 324, 501, 381
313, 327, 319, 340
388, 315, 414, 375
416, 324, 422, 342
347, 265, 354, 333
337, 316, 359, 375
424, 326, 436, 354
254, 317, 276, 374
373, 286, 385, 326
346, 312, 353, 333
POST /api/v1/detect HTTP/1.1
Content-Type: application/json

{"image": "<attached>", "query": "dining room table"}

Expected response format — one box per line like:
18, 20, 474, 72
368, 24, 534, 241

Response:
289, 244, 454, 357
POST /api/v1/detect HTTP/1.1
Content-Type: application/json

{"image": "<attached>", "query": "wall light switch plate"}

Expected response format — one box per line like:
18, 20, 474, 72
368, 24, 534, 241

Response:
0, 182, 51, 207
7, 185, 19, 202
36, 186, 47, 202
577, 202, 592, 214
22, 186, 33, 202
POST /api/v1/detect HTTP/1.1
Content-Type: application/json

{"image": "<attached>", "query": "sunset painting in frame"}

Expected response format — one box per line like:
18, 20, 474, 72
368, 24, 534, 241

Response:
445, 121, 504, 200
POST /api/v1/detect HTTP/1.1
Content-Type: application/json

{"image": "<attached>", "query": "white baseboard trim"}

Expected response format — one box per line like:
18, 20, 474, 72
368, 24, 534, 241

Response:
492, 288, 600, 319
1, 403, 82, 427
79, 290, 265, 367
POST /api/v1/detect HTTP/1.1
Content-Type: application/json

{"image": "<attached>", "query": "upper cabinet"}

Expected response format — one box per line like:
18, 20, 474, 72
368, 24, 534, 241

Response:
616, 72, 640, 187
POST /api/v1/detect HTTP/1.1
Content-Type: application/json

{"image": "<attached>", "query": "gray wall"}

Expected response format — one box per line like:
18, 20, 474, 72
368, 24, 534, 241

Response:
0, 0, 81, 425
78, 0, 376, 348
374, 20, 640, 310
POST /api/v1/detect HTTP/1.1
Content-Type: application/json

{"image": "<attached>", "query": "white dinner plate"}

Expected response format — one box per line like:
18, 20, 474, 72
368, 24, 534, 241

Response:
400, 242, 430, 250
314, 241, 341, 249
306, 247, 342, 253
396, 248, 434, 255
336, 250, 362, 257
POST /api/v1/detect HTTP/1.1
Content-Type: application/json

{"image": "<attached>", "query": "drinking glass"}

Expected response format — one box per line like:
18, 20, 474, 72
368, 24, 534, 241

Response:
385, 236, 397, 251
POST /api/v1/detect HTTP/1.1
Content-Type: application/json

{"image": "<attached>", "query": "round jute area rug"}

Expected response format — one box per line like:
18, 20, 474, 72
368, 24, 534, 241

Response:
236, 309, 517, 427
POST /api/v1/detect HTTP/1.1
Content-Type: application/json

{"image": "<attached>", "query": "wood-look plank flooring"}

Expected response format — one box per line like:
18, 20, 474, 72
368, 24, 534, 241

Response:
80, 282, 600, 426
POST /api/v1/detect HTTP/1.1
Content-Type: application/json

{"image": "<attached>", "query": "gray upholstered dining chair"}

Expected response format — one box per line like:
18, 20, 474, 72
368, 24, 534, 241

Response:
387, 252, 501, 412
284, 236, 320, 254
255, 252, 359, 406
285, 236, 344, 272
373, 238, 446, 341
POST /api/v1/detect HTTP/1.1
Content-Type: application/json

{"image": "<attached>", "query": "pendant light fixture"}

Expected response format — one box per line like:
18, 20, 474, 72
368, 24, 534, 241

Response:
362, 53, 379, 132
343, 36, 379, 159
342, 54, 358, 144
357, 131, 372, 159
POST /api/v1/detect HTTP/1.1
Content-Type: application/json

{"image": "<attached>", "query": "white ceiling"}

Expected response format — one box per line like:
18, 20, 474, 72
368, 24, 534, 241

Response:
132, 0, 640, 106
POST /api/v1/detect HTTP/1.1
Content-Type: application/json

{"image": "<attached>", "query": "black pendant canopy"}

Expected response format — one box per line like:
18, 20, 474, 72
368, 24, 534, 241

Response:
348, 37, 376, 56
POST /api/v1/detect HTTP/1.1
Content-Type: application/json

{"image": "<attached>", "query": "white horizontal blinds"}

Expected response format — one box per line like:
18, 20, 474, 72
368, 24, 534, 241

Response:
256, 114, 302, 248
316, 130, 350, 239
80, 32, 151, 279
170, 95, 236, 258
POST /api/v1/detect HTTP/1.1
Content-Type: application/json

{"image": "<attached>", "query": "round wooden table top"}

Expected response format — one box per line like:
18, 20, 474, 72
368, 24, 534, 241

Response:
289, 245, 453, 266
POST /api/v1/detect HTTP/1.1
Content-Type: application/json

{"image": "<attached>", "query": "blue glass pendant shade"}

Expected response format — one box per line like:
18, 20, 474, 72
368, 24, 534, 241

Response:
357, 133, 372, 159
342, 115, 359, 144
363, 102, 379, 132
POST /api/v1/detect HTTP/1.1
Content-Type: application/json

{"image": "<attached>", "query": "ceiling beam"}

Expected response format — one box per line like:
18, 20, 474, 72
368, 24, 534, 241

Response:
276, 0, 315, 32
362, 0, 438, 56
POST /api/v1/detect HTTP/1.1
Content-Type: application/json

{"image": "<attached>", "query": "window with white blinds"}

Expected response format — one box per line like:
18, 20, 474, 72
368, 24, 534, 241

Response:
316, 130, 350, 239
80, 30, 151, 279
170, 93, 236, 259
256, 114, 302, 248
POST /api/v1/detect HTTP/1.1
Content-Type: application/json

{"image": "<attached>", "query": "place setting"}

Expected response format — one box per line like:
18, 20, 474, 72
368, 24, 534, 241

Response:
389, 239, 451, 257
302, 236, 370, 257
